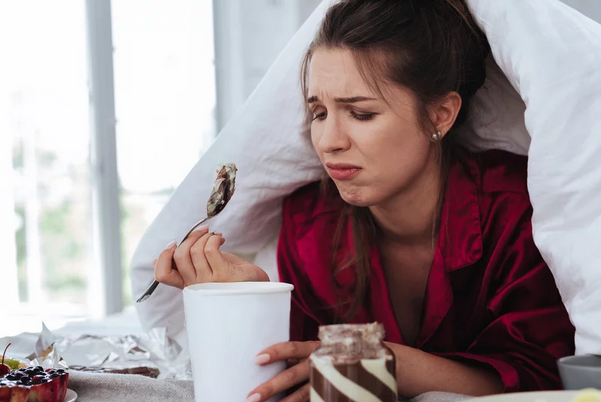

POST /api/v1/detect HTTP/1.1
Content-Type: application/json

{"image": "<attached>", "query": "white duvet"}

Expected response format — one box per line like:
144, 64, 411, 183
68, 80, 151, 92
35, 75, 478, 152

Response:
131, 0, 601, 354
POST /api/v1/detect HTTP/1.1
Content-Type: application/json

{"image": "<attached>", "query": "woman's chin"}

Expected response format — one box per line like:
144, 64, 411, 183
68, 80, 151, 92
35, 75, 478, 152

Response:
337, 185, 374, 207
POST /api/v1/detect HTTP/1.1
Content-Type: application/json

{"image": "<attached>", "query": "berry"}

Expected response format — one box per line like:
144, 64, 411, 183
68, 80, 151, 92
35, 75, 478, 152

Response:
0, 344, 11, 377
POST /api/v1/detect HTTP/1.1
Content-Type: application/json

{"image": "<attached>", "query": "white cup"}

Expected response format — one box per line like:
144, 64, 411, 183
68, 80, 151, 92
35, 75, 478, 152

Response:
183, 282, 294, 402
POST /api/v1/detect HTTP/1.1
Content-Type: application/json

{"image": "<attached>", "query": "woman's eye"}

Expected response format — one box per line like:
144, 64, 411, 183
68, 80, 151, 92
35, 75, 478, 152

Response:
312, 111, 327, 121
350, 111, 375, 121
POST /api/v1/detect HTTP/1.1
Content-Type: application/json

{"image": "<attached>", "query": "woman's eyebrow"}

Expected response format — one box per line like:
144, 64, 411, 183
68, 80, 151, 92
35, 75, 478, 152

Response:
307, 95, 377, 104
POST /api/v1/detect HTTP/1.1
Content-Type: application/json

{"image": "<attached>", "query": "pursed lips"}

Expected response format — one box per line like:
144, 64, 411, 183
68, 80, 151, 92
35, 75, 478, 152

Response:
325, 163, 363, 180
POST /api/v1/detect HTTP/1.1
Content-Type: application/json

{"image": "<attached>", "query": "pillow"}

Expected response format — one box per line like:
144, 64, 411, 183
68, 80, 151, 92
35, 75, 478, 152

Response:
131, 0, 601, 354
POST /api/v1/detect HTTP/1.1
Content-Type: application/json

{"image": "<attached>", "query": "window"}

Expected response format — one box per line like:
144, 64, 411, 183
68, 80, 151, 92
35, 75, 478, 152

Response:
2, 1, 94, 336
0, 0, 216, 337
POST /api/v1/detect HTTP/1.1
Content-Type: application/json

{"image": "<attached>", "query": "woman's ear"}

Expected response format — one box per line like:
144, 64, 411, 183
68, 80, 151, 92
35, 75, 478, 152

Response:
430, 92, 462, 138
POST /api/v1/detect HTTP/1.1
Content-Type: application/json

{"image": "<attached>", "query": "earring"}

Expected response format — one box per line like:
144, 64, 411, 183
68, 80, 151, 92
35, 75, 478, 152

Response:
431, 131, 442, 142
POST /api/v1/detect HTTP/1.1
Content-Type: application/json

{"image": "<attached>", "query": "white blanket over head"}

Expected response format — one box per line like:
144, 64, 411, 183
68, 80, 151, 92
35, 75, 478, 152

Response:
131, 0, 601, 354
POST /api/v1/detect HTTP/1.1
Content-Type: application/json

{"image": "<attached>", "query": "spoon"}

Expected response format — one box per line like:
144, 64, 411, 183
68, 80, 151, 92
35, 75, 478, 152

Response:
136, 163, 237, 303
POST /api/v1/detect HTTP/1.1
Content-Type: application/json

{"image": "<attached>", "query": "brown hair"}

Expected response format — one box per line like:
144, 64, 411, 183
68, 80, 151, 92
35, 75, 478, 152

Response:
300, 0, 490, 320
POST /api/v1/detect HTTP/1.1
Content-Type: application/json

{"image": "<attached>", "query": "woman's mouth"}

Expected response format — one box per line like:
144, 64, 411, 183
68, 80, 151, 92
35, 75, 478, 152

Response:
326, 163, 363, 180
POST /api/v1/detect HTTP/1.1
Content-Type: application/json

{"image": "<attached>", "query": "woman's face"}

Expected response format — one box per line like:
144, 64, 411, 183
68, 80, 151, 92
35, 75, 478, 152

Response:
308, 48, 437, 207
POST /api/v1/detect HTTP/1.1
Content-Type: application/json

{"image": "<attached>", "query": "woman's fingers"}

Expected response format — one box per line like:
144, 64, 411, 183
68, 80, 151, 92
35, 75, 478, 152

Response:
189, 231, 217, 282
173, 228, 209, 284
248, 342, 320, 402
286, 359, 300, 368
255, 341, 320, 365
248, 360, 310, 402
204, 234, 229, 280
281, 383, 310, 402
154, 240, 184, 289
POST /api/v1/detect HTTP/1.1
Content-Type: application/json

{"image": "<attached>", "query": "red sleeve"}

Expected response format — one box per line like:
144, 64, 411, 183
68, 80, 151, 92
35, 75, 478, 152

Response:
440, 208, 574, 392
277, 195, 320, 342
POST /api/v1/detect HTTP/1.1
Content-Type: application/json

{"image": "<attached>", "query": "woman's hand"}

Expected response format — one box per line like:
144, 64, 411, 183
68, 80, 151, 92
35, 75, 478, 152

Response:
383, 342, 504, 398
154, 228, 269, 289
247, 341, 320, 402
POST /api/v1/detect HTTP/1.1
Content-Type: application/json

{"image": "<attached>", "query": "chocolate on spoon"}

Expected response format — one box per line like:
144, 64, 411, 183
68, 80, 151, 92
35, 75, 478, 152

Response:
207, 163, 237, 217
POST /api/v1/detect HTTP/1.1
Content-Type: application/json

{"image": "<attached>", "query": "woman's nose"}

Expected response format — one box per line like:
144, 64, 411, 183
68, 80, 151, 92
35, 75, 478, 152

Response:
318, 117, 350, 154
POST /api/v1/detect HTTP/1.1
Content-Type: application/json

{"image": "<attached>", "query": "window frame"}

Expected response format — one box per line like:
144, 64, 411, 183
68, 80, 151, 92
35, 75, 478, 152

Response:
85, 0, 123, 316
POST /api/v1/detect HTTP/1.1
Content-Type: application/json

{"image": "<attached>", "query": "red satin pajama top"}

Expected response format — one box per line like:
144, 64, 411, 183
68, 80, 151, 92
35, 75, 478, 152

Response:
277, 150, 575, 392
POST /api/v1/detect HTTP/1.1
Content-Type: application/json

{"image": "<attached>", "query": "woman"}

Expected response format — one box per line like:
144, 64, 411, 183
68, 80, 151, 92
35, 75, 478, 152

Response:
154, 0, 575, 400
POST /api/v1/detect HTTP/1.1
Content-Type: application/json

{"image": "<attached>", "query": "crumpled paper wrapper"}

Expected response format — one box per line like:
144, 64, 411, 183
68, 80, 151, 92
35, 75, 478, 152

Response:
25, 323, 69, 370
21, 323, 191, 380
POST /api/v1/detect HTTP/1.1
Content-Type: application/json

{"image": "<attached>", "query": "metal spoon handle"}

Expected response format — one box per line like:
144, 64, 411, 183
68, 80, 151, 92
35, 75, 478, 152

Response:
136, 216, 211, 303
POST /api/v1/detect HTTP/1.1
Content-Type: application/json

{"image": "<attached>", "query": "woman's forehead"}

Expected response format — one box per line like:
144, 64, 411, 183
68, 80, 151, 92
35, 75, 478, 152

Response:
308, 48, 375, 100
307, 49, 416, 111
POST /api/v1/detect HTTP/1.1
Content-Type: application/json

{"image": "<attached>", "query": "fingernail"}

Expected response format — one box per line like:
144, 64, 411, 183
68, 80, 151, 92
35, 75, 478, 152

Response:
164, 240, 177, 250
247, 393, 261, 402
254, 354, 270, 365
193, 227, 209, 233
214, 232, 223, 236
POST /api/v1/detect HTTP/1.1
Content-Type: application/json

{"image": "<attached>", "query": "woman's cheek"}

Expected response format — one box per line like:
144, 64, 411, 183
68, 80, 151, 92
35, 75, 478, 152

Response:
310, 128, 322, 156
